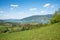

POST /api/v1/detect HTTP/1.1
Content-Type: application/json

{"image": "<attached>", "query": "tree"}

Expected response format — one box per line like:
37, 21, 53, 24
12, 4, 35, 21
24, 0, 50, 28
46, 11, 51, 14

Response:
51, 8, 60, 24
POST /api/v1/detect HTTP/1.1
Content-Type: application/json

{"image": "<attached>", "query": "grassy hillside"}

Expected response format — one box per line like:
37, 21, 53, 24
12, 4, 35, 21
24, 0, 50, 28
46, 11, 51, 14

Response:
0, 23, 60, 40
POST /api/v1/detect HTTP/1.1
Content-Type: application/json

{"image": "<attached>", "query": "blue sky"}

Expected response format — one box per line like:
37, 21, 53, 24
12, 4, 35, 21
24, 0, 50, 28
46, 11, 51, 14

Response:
0, 0, 60, 19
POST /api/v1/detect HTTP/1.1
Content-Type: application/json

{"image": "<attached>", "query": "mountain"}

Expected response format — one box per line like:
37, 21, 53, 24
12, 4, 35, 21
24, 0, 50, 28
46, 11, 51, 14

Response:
0, 14, 53, 23
0, 19, 21, 23
20, 14, 53, 23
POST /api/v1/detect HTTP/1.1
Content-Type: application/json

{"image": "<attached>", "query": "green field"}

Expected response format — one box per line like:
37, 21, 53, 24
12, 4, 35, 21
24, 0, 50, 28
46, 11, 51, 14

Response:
0, 23, 60, 40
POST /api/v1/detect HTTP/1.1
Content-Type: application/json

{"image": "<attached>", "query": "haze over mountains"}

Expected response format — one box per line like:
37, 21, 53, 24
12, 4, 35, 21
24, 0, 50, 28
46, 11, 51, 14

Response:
0, 14, 53, 24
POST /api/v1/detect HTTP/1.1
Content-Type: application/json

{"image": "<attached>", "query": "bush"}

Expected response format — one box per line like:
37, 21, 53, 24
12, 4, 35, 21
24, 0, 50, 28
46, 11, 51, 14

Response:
0, 26, 8, 33
51, 8, 60, 24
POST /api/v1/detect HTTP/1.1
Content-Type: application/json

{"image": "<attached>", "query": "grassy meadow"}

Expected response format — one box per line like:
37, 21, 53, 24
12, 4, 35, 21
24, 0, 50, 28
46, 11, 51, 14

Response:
0, 1, 60, 40
0, 23, 60, 40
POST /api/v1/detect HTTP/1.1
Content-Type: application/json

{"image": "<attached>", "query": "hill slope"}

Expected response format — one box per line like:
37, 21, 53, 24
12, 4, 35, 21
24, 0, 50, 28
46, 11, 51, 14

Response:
20, 14, 53, 23
0, 23, 60, 40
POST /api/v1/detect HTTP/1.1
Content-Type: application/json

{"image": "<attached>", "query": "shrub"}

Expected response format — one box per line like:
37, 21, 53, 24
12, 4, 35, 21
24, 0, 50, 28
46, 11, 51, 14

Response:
51, 8, 60, 24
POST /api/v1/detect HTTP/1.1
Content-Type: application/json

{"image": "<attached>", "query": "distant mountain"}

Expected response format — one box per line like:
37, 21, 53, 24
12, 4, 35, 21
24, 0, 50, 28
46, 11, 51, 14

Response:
20, 14, 53, 24
0, 19, 21, 23
0, 14, 53, 23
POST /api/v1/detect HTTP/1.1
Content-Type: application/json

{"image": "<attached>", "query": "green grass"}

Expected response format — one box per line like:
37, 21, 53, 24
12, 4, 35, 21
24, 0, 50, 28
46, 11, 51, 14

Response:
0, 23, 60, 40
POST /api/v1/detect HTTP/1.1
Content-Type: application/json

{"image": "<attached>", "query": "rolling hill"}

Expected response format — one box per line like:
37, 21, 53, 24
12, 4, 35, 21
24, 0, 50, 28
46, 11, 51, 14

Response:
0, 23, 60, 40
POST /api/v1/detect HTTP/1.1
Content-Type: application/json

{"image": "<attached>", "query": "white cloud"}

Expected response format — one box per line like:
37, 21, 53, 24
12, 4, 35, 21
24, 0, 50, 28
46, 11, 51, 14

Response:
10, 4, 19, 10
10, 4, 19, 8
29, 8, 37, 11
43, 3, 54, 8
29, 8, 37, 14
40, 10, 46, 13
43, 3, 51, 7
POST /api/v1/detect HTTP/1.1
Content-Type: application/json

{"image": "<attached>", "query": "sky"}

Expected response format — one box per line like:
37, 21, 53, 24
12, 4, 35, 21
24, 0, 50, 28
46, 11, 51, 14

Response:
0, 0, 60, 19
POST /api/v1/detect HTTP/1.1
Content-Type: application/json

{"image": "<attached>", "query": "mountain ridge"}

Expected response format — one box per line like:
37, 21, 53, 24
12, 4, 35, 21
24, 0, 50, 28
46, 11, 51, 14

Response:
0, 14, 53, 23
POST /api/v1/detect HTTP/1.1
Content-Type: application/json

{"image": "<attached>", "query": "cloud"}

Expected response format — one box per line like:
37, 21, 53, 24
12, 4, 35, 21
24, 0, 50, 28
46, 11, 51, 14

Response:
43, 3, 54, 8
29, 8, 37, 11
10, 4, 19, 8
44, 3, 50, 7
0, 10, 4, 13
40, 10, 46, 13
29, 8, 37, 14
10, 4, 19, 10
